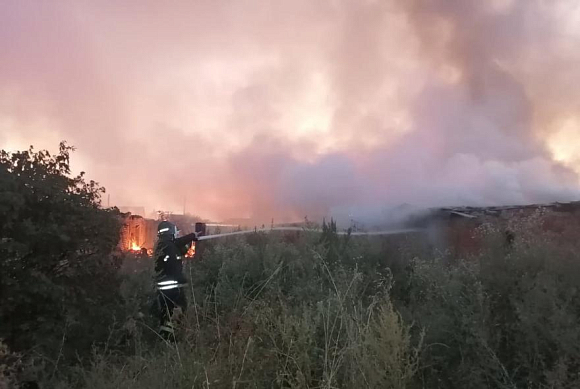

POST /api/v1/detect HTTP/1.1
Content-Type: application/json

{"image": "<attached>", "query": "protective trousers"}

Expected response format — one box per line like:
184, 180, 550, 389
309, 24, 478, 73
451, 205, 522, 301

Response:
157, 287, 187, 340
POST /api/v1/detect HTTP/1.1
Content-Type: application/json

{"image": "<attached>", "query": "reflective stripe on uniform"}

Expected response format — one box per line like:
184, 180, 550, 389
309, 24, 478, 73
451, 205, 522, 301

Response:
158, 284, 180, 290
158, 227, 170, 233
157, 280, 178, 286
159, 325, 174, 333
157, 283, 186, 291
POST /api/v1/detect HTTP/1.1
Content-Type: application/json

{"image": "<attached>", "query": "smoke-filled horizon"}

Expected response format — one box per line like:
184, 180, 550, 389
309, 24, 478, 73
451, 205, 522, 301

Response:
2, 0, 580, 223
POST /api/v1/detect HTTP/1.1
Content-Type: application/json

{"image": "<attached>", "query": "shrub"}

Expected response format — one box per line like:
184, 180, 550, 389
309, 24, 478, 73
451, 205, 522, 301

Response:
398, 221, 580, 388
0, 143, 125, 382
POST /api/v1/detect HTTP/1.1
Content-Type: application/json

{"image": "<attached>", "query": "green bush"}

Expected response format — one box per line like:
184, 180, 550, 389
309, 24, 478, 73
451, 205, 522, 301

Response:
398, 224, 580, 388
0, 143, 126, 381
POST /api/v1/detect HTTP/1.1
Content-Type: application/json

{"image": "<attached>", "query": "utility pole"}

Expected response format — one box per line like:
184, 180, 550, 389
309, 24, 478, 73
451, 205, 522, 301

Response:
107, 194, 110, 208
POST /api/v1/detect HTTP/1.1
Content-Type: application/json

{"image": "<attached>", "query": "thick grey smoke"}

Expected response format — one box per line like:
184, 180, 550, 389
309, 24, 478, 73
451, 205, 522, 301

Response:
226, 0, 580, 224
1, 0, 579, 224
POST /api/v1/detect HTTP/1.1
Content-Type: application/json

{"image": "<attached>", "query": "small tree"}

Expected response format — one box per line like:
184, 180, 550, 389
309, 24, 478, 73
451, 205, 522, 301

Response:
0, 142, 122, 359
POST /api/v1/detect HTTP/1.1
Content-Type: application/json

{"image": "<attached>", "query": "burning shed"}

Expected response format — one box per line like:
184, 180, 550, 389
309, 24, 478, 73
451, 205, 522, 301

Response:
118, 213, 206, 255
118, 213, 157, 253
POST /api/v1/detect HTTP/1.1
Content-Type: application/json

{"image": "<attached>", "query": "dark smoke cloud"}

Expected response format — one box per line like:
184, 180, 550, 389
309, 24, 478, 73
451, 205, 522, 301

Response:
1, 0, 579, 224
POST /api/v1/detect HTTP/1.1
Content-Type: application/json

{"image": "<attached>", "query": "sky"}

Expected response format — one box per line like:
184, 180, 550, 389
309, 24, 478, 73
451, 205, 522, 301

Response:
1, 0, 580, 223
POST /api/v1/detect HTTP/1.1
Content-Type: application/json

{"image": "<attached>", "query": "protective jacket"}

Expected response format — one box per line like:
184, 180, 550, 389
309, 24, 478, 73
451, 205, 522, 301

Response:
154, 233, 197, 288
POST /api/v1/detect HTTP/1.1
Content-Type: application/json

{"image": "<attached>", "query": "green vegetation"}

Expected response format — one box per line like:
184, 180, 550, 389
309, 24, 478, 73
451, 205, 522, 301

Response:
1, 144, 579, 388
0, 143, 124, 384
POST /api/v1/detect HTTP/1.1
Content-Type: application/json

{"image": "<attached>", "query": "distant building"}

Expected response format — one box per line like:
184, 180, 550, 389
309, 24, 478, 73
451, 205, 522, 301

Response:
169, 214, 205, 235
409, 201, 580, 256
118, 206, 146, 217
118, 212, 210, 252
118, 213, 157, 251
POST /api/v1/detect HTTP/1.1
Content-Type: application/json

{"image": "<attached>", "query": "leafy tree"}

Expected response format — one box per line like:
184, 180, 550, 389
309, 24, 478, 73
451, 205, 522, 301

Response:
0, 142, 123, 359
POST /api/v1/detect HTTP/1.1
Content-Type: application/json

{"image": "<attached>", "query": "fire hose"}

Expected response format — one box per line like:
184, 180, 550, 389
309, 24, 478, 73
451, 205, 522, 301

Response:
196, 226, 423, 241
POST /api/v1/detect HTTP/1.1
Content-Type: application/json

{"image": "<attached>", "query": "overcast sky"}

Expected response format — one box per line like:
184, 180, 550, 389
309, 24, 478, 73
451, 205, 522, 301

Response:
2, 0, 580, 222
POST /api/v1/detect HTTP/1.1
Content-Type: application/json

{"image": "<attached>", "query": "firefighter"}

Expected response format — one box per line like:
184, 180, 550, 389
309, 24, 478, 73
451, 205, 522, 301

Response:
154, 220, 199, 340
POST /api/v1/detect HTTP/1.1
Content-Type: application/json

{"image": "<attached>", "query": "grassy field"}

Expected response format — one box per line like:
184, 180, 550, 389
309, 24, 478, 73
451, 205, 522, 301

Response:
3, 217, 577, 389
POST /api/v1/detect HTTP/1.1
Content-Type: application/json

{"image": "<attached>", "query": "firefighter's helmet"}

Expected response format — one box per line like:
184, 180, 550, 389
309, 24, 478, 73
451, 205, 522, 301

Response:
157, 221, 177, 239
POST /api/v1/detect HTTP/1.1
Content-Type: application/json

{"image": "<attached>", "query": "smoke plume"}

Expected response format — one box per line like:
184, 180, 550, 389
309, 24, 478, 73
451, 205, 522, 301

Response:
1, 0, 579, 223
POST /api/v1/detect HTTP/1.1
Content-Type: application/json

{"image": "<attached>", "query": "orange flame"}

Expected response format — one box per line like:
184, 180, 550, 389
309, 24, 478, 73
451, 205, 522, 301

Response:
130, 241, 141, 251
185, 241, 196, 258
